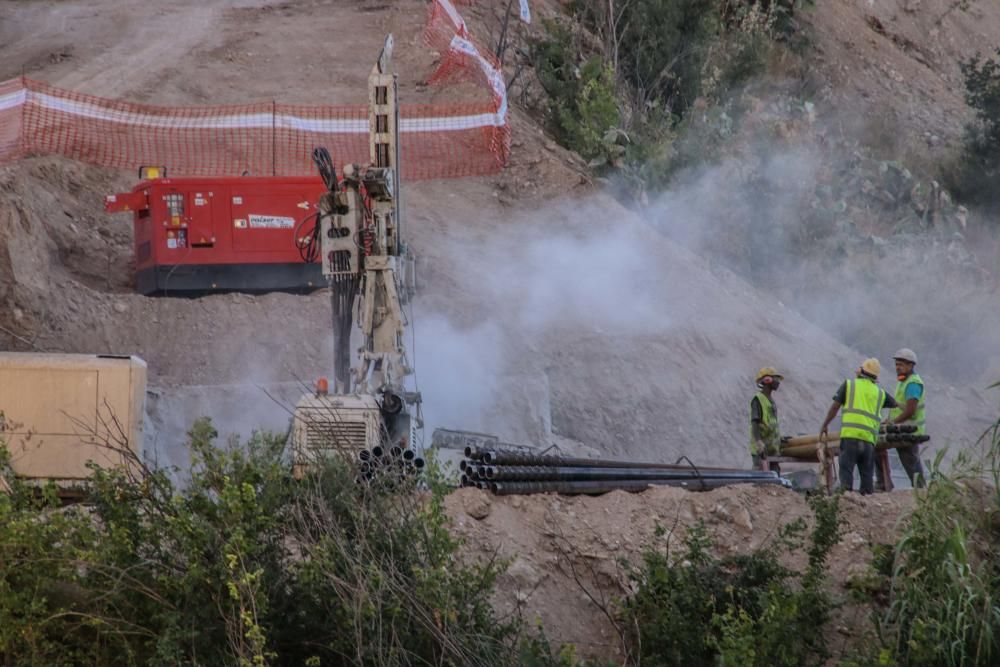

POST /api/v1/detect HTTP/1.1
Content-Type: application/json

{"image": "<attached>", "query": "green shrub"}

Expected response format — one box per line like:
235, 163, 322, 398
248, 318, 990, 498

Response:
949, 49, 1000, 212
619, 494, 841, 666
535, 0, 807, 192
0, 418, 525, 666
534, 22, 622, 163
867, 392, 1000, 666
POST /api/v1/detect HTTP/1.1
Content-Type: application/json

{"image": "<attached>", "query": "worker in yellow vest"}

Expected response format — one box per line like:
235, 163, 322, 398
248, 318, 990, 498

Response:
820, 358, 899, 494
750, 367, 783, 473
888, 347, 926, 487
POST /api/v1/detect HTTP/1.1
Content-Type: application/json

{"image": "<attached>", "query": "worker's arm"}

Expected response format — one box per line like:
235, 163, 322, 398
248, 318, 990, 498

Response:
820, 402, 840, 438
880, 393, 899, 424
821, 381, 847, 437
892, 385, 920, 424
751, 421, 765, 442
750, 397, 766, 457
890, 398, 911, 422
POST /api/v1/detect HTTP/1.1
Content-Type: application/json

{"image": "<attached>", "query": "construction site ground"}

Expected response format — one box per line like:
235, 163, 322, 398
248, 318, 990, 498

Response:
2, 0, 1000, 660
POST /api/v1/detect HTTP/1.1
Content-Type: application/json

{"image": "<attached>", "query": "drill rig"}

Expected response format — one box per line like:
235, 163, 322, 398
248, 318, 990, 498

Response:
291, 36, 420, 475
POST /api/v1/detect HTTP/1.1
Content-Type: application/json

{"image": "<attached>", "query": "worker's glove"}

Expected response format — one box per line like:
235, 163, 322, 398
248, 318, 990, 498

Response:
780, 436, 791, 445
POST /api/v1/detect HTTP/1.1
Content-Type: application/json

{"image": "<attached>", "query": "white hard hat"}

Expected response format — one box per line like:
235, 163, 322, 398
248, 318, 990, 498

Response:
893, 348, 917, 365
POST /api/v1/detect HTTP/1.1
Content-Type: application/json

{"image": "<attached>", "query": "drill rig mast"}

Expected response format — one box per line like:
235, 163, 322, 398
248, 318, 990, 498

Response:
292, 36, 420, 472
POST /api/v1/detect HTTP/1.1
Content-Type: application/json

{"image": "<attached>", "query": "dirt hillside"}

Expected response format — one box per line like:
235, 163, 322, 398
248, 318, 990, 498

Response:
808, 0, 1000, 164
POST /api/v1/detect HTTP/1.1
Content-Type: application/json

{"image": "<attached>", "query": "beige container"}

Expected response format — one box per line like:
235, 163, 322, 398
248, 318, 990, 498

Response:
0, 352, 146, 483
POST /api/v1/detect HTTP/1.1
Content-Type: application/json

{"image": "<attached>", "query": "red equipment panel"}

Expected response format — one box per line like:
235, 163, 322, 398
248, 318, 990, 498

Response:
106, 176, 326, 295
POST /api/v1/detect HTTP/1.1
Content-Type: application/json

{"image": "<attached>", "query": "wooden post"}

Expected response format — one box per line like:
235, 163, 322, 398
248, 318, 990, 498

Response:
877, 449, 894, 492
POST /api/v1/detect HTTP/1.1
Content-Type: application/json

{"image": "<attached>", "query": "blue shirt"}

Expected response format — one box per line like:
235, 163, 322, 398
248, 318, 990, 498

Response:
904, 382, 923, 402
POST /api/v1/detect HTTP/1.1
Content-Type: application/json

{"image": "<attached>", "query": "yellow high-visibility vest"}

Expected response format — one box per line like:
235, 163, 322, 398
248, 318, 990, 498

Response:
841, 378, 885, 445
749, 392, 780, 455
891, 373, 925, 436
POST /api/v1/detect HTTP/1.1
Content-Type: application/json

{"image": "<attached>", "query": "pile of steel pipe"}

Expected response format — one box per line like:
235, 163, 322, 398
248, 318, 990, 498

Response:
461, 448, 787, 496
356, 446, 425, 484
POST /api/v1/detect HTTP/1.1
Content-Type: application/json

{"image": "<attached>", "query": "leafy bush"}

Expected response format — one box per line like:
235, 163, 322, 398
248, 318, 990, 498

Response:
608, 0, 722, 116
534, 21, 622, 164
534, 0, 813, 193
865, 390, 1000, 666
950, 49, 1000, 212
620, 493, 842, 666
0, 418, 526, 666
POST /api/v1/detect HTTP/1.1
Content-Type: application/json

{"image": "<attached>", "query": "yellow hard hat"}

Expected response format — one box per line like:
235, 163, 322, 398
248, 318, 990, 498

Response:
860, 358, 881, 378
755, 366, 784, 384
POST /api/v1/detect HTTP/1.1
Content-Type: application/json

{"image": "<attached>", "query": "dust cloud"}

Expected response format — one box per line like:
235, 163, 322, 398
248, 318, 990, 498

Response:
411, 202, 681, 445
406, 147, 999, 457
644, 142, 1000, 388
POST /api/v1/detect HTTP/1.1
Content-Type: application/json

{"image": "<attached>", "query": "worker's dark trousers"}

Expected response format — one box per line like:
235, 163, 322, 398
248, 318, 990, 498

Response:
896, 445, 926, 488
839, 438, 875, 495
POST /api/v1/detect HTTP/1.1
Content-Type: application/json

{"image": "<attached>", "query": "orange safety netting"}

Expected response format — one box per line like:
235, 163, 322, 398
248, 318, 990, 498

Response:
0, 0, 509, 181
424, 0, 510, 166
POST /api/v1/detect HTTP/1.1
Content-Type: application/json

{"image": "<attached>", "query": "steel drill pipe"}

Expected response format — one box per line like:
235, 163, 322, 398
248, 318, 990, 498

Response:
390, 446, 403, 458
372, 445, 385, 459
464, 446, 487, 461
490, 477, 786, 496
403, 449, 416, 462
413, 457, 426, 469
882, 424, 918, 434
484, 465, 778, 482
877, 435, 930, 449
478, 449, 733, 471
358, 449, 372, 462
881, 434, 930, 444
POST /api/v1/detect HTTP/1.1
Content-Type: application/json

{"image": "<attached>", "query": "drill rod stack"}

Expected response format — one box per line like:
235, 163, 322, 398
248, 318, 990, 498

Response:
357, 446, 425, 484
460, 448, 787, 496
780, 425, 929, 460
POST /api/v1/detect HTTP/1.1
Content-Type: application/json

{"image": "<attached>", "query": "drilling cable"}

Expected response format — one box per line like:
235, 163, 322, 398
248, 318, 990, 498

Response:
311, 147, 338, 192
